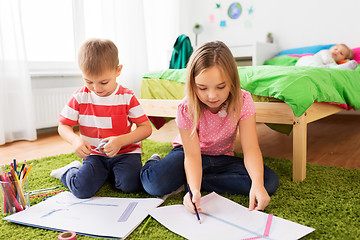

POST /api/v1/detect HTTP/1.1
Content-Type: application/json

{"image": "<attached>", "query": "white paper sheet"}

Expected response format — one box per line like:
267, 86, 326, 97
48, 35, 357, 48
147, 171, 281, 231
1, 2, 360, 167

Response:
149, 192, 314, 240
3, 191, 163, 239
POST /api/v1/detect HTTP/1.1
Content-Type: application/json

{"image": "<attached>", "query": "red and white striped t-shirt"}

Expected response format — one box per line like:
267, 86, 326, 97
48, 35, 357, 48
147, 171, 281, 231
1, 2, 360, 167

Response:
58, 84, 148, 156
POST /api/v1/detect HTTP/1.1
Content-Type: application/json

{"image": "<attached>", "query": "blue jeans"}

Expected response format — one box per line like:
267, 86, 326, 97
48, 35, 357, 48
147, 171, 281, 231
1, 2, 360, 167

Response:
61, 153, 142, 199
140, 146, 279, 197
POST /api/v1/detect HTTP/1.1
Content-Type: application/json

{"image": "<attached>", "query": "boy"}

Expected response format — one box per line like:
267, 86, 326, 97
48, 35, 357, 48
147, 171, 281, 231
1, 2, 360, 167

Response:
51, 38, 152, 198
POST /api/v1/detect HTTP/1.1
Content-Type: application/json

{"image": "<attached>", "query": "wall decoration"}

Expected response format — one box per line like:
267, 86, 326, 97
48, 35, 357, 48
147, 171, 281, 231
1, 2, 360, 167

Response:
209, 14, 215, 23
227, 2, 242, 19
220, 20, 226, 27
248, 6, 254, 14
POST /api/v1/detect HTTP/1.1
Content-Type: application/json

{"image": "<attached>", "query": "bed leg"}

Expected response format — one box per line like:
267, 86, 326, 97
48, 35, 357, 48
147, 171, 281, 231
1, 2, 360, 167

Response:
292, 115, 307, 181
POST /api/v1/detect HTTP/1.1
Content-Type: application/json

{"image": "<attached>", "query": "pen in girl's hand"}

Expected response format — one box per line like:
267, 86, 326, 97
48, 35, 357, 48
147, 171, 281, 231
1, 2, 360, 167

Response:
186, 184, 201, 224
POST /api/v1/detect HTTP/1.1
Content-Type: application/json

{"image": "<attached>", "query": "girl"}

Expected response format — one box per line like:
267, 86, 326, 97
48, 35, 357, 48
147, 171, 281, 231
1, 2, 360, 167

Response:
140, 41, 278, 213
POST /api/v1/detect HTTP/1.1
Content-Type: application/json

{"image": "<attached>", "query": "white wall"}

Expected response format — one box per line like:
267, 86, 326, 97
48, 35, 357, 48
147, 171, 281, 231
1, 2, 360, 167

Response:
177, 0, 360, 51
31, 0, 360, 130
144, 0, 180, 71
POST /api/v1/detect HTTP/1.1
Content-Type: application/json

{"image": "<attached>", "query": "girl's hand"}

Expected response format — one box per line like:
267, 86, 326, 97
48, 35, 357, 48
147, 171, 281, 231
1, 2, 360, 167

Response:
183, 190, 202, 214
248, 184, 270, 211
72, 137, 91, 159
101, 136, 123, 158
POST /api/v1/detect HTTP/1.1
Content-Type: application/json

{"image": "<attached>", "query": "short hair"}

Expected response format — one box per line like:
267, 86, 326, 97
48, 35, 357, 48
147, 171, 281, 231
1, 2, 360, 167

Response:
185, 41, 242, 134
78, 38, 119, 76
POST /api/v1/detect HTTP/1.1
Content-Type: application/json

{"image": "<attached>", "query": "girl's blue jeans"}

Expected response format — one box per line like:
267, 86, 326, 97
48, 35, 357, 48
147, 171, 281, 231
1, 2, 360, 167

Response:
61, 153, 142, 199
140, 146, 279, 197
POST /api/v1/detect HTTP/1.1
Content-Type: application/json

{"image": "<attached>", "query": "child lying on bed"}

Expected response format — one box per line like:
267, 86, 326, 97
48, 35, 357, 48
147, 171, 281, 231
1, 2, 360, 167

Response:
295, 44, 358, 70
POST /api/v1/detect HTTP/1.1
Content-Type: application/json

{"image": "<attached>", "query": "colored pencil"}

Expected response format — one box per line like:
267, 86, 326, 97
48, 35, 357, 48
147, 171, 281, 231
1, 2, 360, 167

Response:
4, 173, 16, 196
29, 185, 61, 195
29, 190, 63, 198
10, 167, 27, 209
19, 161, 26, 179
139, 216, 152, 234
0, 176, 22, 212
1, 175, 8, 213
13, 159, 17, 173
22, 163, 33, 185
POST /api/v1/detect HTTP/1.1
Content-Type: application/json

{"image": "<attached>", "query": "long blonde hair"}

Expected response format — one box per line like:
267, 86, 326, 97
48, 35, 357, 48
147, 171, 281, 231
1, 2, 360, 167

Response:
186, 41, 242, 134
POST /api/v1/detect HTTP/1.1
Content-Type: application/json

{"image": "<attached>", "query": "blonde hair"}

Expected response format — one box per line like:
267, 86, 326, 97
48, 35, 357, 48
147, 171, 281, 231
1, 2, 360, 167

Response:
186, 41, 242, 134
78, 38, 119, 76
338, 43, 354, 59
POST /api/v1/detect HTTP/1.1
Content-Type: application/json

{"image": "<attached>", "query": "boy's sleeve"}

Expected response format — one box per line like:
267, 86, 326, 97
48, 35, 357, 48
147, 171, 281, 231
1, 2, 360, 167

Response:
58, 96, 79, 126
127, 95, 149, 124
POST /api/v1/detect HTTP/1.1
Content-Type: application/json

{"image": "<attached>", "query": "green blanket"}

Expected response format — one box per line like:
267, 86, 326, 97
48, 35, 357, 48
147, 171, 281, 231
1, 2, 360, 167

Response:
143, 65, 360, 117
264, 55, 299, 66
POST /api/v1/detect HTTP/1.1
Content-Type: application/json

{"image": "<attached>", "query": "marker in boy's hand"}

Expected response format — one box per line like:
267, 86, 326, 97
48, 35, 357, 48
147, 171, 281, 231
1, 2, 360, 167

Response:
100, 136, 124, 158
96, 141, 107, 154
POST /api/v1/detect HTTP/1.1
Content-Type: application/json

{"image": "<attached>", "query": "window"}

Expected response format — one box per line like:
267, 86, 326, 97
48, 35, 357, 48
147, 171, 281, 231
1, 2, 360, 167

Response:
20, 0, 178, 75
21, 0, 79, 73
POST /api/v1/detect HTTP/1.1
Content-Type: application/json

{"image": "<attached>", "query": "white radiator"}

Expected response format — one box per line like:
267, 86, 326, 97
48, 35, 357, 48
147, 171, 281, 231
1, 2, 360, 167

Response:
33, 87, 77, 129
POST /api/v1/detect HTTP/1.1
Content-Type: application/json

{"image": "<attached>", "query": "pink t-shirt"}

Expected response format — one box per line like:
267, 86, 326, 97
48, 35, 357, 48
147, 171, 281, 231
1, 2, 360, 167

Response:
173, 90, 255, 156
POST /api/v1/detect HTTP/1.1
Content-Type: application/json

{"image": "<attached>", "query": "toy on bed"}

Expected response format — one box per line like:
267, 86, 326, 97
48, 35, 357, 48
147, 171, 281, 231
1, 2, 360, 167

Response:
295, 44, 357, 70
264, 44, 360, 69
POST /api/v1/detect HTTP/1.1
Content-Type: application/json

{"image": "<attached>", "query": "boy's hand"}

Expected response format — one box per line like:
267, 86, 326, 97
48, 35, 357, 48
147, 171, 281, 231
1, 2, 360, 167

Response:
101, 136, 123, 158
72, 137, 91, 159
183, 190, 202, 214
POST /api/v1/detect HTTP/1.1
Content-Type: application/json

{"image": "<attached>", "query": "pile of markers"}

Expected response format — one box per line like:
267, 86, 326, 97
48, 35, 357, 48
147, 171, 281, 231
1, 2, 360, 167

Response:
0, 159, 33, 214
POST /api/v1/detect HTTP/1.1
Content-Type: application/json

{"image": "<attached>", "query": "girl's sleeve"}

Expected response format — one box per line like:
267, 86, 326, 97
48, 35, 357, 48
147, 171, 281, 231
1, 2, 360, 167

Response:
240, 91, 256, 120
175, 100, 193, 130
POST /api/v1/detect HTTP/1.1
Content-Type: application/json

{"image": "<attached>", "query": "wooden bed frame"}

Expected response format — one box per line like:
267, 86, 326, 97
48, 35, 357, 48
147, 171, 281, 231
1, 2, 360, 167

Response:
139, 99, 344, 181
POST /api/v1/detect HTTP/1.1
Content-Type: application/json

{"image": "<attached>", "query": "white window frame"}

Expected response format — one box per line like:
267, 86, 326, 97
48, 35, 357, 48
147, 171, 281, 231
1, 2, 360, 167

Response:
25, 0, 86, 77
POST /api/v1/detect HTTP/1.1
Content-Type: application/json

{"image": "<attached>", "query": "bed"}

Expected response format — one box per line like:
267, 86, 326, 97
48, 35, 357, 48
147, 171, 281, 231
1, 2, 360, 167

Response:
139, 46, 360, 181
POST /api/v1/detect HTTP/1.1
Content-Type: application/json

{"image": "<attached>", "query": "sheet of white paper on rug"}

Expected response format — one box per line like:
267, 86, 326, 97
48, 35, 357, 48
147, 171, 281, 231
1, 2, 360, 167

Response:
149, 192, 314, 240
3, 191, 163, 239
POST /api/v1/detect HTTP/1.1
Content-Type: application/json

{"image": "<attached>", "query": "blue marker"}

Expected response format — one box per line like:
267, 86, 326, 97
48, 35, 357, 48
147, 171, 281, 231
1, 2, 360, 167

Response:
186, 184, 201, 224
96, 142, 108, 154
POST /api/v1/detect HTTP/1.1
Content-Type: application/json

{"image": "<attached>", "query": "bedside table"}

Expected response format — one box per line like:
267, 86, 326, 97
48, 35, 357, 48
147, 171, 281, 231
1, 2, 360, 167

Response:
229, 42, 278, 66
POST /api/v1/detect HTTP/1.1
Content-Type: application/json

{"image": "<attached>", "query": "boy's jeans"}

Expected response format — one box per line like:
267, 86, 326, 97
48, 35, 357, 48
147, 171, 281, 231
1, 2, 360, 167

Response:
61, 153, 142, 198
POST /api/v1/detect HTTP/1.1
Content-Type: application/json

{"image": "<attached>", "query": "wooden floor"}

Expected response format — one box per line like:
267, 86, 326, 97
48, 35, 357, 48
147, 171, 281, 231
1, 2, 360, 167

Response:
0, 114, 359, 170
